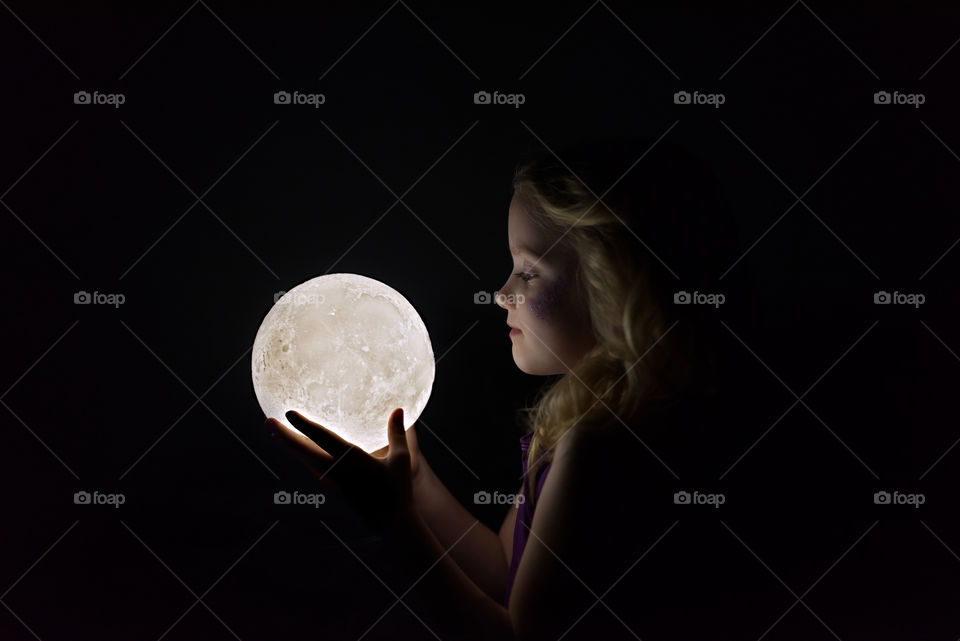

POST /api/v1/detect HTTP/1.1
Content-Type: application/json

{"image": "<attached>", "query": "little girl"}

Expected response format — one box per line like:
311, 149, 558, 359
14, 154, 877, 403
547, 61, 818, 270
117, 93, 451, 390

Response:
267, 136, 741, 640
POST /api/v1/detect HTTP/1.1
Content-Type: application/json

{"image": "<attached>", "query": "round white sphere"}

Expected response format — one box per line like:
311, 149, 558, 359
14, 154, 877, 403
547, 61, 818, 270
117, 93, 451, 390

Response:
252, 273, 435, 453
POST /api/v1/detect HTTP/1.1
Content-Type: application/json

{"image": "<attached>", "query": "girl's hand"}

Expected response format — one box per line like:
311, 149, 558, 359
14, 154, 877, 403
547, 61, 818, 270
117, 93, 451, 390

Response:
371, 419, 425, 488
265, 407, 415, 534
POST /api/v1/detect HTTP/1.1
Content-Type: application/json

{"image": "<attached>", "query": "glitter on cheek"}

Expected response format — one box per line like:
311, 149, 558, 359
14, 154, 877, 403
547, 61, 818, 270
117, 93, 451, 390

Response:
527, 273, 568, 321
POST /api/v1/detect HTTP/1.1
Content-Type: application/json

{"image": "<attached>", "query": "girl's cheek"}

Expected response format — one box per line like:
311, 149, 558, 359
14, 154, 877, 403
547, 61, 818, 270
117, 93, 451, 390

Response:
527, 273, 568, 322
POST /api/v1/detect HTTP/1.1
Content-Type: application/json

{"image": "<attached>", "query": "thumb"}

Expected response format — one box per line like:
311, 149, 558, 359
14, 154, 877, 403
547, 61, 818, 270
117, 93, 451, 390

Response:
387, 408, 409, 461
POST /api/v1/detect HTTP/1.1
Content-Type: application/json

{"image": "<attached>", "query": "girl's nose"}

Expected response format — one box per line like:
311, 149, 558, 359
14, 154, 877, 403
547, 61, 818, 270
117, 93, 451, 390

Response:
496, 286, 514, 310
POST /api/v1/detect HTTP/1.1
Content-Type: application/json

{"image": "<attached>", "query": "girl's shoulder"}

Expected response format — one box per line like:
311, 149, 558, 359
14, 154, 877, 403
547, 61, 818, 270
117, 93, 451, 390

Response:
555, 401, 716, 487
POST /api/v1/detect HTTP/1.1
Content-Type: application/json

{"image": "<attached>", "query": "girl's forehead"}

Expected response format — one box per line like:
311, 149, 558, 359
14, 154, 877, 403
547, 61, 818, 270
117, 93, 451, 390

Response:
509, 200, 554, 252
507, 192, 579, 267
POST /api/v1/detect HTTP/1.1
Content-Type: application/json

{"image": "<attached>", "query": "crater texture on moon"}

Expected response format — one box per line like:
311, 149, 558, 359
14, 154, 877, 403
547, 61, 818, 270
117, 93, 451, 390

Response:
252, 273, 435, 452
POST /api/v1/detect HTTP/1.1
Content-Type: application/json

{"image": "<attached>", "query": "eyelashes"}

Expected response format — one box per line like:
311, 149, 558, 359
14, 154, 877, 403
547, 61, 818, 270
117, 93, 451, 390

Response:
514, 272, 534, 282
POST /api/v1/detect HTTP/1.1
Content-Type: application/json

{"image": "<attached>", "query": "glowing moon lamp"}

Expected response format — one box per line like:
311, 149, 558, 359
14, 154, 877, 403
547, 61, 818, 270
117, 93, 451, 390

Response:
251, 273, 435, 453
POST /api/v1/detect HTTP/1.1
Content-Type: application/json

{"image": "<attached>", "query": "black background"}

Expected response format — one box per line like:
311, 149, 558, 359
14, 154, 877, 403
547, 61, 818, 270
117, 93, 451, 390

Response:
1, 2, 958, 639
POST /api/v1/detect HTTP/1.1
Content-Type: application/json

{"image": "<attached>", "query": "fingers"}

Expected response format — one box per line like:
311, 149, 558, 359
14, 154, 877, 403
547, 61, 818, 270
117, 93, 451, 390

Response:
266, 418, 335, 467
285, 410, 355, 459
387, 408, 408, 460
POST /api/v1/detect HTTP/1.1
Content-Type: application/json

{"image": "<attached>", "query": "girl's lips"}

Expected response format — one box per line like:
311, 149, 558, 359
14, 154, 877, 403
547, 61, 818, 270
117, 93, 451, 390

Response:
510, 327, 522, 337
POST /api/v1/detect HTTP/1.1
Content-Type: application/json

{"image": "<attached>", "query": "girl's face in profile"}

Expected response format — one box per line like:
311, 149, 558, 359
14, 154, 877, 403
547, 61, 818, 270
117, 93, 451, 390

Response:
496, 193, 595, 376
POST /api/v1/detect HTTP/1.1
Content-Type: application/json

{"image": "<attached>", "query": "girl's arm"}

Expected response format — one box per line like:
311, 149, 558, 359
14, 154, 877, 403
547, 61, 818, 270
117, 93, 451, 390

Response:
412, 455, 520, 603
508, 423, 657, 641
385, 424, 638, 641
383, 506, 517, 641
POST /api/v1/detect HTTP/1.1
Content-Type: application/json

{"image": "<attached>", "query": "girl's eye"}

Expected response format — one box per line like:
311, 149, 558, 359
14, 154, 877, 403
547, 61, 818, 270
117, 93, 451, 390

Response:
514, 272, 534, 282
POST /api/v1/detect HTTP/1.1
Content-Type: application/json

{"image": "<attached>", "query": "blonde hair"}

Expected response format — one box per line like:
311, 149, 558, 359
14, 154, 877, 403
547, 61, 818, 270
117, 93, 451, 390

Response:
511, 138, 740, 508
